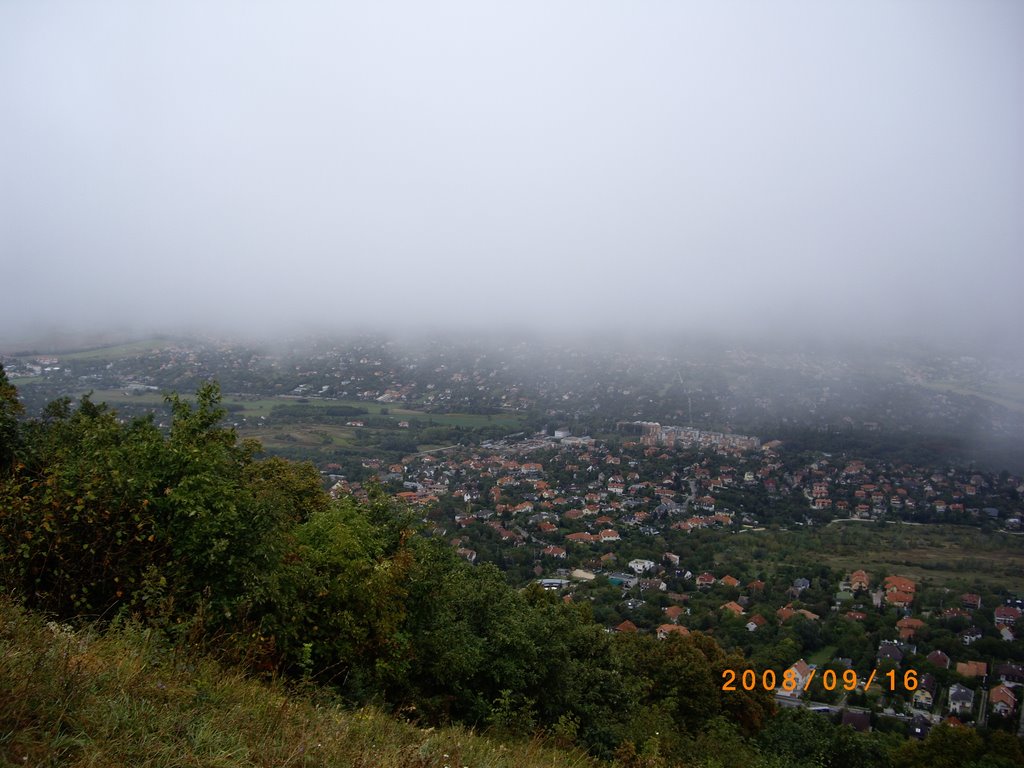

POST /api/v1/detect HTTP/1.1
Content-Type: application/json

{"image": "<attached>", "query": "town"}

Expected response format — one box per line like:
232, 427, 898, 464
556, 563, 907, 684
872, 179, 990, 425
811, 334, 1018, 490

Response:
3, 332, 1024, 740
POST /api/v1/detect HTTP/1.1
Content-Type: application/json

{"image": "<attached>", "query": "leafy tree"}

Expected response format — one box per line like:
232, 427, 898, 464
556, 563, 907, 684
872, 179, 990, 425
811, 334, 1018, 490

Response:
756, 708, 834, 767
892, 723, 984, 768
0, 364, 23, 471
0, 394, 167, 615
261, 496, 413, 698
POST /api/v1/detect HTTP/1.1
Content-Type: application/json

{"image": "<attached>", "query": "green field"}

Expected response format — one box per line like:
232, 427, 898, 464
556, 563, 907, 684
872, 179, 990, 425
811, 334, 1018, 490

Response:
25, 339, 174, 362
67, 390, 523, 463
808, 645, 839, 666
241, 424, 359, 450
737, 522, 1024, 593
81, 389, 524, 429
83, 389, 169, 406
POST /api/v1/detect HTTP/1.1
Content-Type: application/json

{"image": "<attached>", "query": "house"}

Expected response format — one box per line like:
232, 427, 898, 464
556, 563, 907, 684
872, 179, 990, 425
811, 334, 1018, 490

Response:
720, 574, 740, 588
995, 605, 1022, 625
657, 624, 690, 640
696, 572, 717, 589
599, 529, 621, 542
841, 710, 871, 732
948, 683, 975, 715
542, 545, 567, 559
959, 626, 983, 645
614, 620, 638, 633
537, 578, 570, 591
897, 617, 925, 640
927, 650, 951, 670
745, 614, 767, 632
913, 673, 937, 709
908, 714, 932, 740
566, 532, 598, 544
663, 605, 685, 623
884, 575, 916, 594
884, 575, 916, 606
996, 662, 1024, 685
877, 642, 904, 666
628, 558, 657, 575
780, 659, 815, 697
886, 590, 915, 608
990, 684, 1017, 717
956, 660, 987, 678
961, 593, 982, 610
720, 601, 745, 617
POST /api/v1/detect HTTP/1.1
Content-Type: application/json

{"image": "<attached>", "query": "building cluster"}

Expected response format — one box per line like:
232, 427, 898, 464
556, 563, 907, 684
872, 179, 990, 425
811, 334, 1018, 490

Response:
621, 421, 761, 454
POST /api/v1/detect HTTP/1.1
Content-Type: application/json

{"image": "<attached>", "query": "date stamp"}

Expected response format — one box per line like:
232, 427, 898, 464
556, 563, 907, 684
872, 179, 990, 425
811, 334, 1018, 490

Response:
721, 668, 919, 693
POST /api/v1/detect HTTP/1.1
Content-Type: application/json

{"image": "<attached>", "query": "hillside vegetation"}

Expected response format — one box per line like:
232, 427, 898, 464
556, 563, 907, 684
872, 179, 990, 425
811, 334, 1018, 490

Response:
1, 365, 1022, 767
0, 595, 597, 768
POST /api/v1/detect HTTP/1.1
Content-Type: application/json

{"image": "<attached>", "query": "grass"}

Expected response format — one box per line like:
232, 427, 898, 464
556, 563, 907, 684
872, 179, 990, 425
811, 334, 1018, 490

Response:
819, 524, 1024, 591
0, 597, 598, 768
243, 425, 358, 449
77, 389, 170, 407
44, 339, 174, 362
72, 391, 525, 431
739, 523, 1024, 593
808, 646, 838, 666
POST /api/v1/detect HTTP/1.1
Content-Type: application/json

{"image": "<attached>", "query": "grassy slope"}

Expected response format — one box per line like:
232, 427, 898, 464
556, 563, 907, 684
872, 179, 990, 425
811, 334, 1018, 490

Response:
0, 599, 596, 768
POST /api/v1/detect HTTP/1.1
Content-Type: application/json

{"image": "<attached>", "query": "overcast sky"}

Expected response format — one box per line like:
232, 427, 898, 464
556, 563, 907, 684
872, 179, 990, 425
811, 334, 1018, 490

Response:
1, 1, 1022, 347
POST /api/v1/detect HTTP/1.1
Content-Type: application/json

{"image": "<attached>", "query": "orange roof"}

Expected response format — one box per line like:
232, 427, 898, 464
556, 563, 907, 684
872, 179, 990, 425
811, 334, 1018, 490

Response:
884, 575, 917, 593
956, 660, 987, 678
885, 590, 914, 605
657, 624, 690, 638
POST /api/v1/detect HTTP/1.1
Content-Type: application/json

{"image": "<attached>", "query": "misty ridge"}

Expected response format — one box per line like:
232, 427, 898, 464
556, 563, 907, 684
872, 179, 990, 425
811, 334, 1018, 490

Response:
0, 0, 1021, 471
4, 327, 1024, 475
1, 2, 1022, 351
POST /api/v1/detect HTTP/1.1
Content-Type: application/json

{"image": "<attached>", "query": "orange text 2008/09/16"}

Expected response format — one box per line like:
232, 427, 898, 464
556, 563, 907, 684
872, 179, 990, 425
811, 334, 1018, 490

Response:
721, 668, 919, 693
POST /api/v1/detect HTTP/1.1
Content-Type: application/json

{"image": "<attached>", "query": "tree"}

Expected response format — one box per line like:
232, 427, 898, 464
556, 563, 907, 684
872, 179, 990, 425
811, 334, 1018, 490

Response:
0, 364, 24, 472
0, 393, 168, 615
892, 723, 984, 768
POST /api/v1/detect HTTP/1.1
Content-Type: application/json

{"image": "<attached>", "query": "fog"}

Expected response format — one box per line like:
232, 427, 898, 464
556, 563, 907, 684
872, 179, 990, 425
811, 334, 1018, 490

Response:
2, 1, 1022, 349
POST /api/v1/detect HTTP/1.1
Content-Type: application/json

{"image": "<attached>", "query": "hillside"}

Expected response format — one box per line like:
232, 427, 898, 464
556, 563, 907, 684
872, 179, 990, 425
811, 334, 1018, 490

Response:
2, 368, 1023, 768
0, 596, 596, 768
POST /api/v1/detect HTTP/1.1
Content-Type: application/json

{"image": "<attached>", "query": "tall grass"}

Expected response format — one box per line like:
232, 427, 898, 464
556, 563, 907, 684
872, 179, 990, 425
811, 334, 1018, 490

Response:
0, 598, 597, 768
